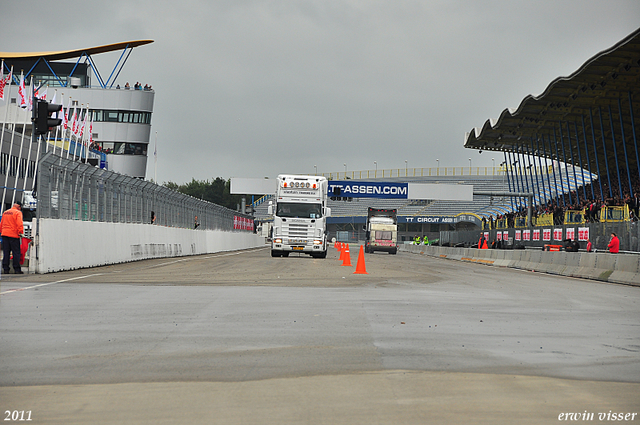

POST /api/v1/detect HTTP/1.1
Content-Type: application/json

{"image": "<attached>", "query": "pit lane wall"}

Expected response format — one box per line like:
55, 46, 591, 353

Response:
29, 219, 265, 274
399, 244, 640, 287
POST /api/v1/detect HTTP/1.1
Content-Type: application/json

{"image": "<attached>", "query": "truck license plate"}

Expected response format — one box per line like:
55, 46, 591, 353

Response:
292, 246, 304, 251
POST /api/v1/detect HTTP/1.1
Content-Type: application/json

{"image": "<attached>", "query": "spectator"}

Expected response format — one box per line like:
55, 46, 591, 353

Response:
1, 201, 24, 274
607, 232, 619, 253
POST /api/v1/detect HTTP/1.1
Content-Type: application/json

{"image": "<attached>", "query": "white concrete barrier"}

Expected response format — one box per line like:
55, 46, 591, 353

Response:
29, 219, 265, 274
399, 244, 640, 287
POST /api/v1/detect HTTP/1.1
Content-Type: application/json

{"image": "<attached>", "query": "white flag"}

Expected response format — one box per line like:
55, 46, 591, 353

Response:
18, 72, 27, 108
0, 64, 12, 101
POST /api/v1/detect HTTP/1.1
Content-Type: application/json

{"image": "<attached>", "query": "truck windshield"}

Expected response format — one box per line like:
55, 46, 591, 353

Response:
375, 231, 393, 240
276, 202, 322, 219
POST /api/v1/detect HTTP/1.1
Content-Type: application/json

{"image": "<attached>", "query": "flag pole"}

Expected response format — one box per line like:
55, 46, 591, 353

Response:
0, 65, 13, 210
12, 76, 33, 204
154, 131, 157, 184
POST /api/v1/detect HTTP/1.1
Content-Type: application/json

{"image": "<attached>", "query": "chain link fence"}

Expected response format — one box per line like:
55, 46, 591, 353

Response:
36, 152, 253, 231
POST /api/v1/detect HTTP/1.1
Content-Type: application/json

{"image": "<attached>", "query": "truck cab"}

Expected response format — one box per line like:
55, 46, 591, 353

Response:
268, 175, 331, 258
365, 207, 398, 254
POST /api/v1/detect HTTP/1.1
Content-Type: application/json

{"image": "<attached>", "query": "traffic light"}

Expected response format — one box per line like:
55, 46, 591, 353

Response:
35, 100, 62, 135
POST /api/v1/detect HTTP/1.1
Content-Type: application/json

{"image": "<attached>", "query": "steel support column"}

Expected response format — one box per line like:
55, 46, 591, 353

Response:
504, 151, 515, 211
572, 121, 587, 201
581, 115, 595, 200
598, 106, 613, 198
589, 108, 605, 200
535, 135, 548, 205
629, 91, 640, 186
551, 129, 566, 206
558, 124, 573, 205
607, 105, 623, 198
542, 134, 560, 203
618, 98, 633, 197
565, 121, 580, 204
529, 137, 542, 206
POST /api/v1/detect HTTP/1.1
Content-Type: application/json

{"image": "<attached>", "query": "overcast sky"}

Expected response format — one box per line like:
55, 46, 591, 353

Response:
3, 1, 639, 184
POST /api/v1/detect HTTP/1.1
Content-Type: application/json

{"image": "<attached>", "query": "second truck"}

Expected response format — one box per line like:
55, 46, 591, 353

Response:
364, 207, 398, 254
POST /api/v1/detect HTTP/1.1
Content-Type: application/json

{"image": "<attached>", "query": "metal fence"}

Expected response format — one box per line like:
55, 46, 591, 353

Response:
36, 152, 253, 231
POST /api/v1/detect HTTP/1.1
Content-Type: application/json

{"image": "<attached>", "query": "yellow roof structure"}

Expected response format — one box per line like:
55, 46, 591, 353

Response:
0, 40, 153, 61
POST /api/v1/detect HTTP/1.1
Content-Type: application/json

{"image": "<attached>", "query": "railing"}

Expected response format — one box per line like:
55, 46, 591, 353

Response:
514, 217, 528, 228
564, 209, 586, 225
495, 218, 508, 229
536, 213, 554, 227
600, 205, 629, 223
323, 166, 505, 180
37, 152, 253, 231
321, 164, 593, 180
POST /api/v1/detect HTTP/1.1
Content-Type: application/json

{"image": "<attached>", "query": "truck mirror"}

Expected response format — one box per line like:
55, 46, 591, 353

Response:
325, 207, 331, 217
268, 205, 273, 215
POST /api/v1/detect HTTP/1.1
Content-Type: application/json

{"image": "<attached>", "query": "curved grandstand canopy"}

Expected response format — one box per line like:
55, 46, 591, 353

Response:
0, 40, 154, 89
0, 40, 154, 61
464, 28, 640, 200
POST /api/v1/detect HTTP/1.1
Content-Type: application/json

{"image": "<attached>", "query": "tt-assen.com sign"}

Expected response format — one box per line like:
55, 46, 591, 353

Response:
328, 181, 473, 201
328, 181, 408, 199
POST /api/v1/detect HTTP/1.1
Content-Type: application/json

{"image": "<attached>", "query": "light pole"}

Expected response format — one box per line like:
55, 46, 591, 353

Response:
374, 161, 377, 178
468, 158, 472, 174
492, 158, 495, 175
343, 163, 347, 176
436, 159, 439, 176
405, 160, 408, 176
314, 165, 317, 175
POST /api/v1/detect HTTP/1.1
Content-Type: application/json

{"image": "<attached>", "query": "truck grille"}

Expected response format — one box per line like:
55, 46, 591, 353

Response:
285, 222, 312, 237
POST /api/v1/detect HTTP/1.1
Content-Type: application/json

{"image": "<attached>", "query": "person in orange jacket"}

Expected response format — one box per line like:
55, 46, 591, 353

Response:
607, 232, 620, 254
1, 201, 24, 274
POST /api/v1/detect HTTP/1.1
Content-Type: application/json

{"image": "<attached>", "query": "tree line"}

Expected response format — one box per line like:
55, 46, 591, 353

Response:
163, 178, 243, 211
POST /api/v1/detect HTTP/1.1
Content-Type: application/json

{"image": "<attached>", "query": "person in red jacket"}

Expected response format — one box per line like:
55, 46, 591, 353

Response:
1, 201, 24, 274
607, 232, 620, 254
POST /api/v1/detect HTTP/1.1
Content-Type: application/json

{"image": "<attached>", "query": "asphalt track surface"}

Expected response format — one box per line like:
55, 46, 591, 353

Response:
1, 246, 638, 424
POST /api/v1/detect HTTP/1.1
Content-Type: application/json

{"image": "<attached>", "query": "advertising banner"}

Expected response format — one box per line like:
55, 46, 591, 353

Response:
578, 227, 589, 241
543, 229, 551, 241
328, 181, 408, 199
566, 228, 575, 241
523, 230, 531, 241
515, 230, 521, 241
554, 228, 563, 241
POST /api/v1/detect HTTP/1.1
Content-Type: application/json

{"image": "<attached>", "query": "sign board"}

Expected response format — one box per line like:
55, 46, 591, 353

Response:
230, 178, 276, 195
327, 181, 473, 201
232, 178, 473, 202
328, 181, 408, 199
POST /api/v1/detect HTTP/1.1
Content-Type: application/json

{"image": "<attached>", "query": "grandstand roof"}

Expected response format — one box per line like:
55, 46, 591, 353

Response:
464, 28, 640, 178
0, 40, 154, 61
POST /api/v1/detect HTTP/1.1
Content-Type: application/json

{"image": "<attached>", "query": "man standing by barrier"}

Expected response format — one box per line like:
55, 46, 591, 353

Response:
1, 201, 24, 274
608, 232, 620, 254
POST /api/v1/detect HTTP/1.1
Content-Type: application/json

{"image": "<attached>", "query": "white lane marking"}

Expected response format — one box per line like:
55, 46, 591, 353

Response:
0, 273, 105, 295
0, 249, 265, 295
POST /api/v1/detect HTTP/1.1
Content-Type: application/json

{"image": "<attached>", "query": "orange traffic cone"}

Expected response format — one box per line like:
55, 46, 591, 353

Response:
341, 244, 352, 266
354, 245, 368, 274
338, 243, 345, 261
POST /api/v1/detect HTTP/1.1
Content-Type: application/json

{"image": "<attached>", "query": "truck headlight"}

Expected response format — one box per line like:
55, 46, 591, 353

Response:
313, 239, 323, 245
274, 238, 282, 243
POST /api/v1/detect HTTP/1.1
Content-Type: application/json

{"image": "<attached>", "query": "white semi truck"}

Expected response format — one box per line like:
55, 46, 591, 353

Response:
268, 174, 331, 258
